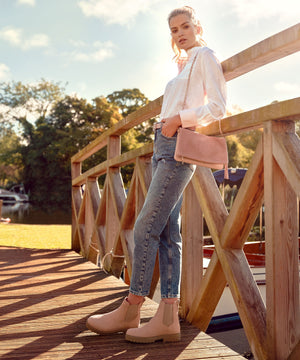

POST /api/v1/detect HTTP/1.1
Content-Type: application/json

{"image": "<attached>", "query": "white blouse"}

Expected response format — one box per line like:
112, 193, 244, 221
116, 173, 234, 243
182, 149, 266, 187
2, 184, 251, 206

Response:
159, 46, 227, 129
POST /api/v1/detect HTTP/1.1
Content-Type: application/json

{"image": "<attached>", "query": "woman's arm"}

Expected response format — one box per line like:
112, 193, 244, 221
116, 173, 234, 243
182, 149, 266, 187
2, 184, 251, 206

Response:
179, 48, 227, 128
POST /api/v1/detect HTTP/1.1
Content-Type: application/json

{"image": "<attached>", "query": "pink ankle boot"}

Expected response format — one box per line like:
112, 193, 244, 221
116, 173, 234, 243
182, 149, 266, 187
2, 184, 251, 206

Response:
86, 297, 143, 334
125, 299, 180, 343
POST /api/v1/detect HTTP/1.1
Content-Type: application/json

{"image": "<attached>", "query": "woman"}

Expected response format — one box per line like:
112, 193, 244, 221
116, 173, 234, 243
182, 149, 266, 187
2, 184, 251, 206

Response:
86, 6, 226, 343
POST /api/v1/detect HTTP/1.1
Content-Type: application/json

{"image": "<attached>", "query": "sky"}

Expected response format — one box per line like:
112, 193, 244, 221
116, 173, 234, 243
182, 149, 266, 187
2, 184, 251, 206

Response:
0, 0, 299, 113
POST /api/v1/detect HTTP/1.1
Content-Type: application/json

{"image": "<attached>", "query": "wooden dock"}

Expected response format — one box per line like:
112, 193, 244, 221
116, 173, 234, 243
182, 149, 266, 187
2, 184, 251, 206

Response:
0, 246, 244, 360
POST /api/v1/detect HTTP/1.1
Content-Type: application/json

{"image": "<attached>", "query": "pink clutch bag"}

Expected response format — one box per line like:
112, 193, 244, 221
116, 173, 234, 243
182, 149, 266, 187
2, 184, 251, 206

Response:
174, 127, 228, 179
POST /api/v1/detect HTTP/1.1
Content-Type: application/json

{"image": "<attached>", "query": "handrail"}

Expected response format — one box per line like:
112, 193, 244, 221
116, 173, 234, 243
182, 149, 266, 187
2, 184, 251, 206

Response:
72, 97, 300, 186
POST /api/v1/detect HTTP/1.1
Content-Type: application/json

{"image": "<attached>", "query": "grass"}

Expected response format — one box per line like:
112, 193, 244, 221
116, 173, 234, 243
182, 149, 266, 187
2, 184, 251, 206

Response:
0, 224, 71, 249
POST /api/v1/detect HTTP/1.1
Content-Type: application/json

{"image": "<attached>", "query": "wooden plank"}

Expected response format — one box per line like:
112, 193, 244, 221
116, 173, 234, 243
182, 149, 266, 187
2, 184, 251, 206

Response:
72, 143, 153, 187
199, 97, 300, 137
221, 137, 264, 249
71, 187, 82, 252
72, 97, 300, 189
222, 23, 300, 81
187, 139, 267, 359
219, 248, 267, 360
109, 172, 127, 277
72, 98, 300, 189
264, 121, 300, 359
288, 340, 300, 360
71, 98, 162, 163
186, 167, 228, 328
87, 244, 99, 265
104, 135, 122, 260
105, 173, 122, 254
71, 161, 81, 179
84, 180, 97, 258
0, 246, 244, 360
272, 128, 300, 197
181, 181, 204, 316
186, 250, 227, 330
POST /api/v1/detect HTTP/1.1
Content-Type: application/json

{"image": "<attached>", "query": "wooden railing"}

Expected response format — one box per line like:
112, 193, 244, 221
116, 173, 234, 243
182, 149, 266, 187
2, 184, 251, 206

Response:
71, 24, 300, 360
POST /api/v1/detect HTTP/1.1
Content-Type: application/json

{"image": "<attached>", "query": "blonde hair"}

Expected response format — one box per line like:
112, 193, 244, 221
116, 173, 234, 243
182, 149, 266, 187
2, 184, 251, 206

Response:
168, 6, 206, 61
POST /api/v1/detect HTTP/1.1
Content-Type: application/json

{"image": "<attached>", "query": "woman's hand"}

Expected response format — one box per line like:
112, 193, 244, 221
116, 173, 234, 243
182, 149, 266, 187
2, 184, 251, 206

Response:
161, 114, 182, 137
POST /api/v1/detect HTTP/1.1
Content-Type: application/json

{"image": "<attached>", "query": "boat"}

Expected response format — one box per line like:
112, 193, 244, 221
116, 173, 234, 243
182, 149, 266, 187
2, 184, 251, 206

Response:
0, 184, 29, 204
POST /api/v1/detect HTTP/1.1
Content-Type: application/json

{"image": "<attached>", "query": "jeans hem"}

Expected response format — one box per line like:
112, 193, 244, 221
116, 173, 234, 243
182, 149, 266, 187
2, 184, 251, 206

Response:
161, 294, 179, 299
129, 289, 149, 297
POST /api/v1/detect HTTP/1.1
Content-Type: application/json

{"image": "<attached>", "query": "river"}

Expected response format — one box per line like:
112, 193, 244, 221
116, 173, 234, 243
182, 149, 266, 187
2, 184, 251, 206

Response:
1, 202, 71, 225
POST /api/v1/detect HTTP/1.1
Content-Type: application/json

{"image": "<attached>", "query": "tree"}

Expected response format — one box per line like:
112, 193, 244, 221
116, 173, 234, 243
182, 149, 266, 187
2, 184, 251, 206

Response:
0, 128, 22, 187
225, 105, 261, 169
107, 88, 156, 144
226, 135, 255, 169
17, 94, 125, 209
107, 88, 149, 117
0, 79, 65, 136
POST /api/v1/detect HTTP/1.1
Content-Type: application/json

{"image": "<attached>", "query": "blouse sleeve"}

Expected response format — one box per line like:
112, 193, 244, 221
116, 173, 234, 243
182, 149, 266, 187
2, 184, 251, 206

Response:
179, 48, 227, 128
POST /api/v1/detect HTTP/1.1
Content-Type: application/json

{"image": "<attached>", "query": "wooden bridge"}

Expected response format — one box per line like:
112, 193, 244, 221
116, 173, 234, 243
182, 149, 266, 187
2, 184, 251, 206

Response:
70, 24, 300, 360
0, 246, 245, 359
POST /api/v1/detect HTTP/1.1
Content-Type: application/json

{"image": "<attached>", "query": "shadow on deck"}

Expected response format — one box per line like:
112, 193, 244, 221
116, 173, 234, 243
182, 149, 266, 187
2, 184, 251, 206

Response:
0, 246, 245, 360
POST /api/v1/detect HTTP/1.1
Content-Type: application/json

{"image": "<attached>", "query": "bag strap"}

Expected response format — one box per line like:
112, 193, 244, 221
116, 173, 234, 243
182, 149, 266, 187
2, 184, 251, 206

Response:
182, 50, 229, 180
182, 52, 198, 110
183, 51, 225, 138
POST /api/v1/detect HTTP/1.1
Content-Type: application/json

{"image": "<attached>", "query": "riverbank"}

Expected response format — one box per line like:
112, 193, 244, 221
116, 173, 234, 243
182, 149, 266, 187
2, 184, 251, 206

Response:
0, 224, 71, 249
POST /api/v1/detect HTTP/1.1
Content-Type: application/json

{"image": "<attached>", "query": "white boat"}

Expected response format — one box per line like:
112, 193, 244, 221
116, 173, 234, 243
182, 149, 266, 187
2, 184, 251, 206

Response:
0, 184, 29, 203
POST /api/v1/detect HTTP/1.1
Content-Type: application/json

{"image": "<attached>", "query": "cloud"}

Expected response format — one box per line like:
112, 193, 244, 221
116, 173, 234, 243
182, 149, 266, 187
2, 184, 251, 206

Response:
0, 26, 49, 50
0, 64, 11, 81
66, 40, 115, 63
0, 27, 22, 46
78, 0, 160, 25
24, 34, 49, 49
274, 81, 300, 94
218, 0, 299, 25
17, 0, 36, 6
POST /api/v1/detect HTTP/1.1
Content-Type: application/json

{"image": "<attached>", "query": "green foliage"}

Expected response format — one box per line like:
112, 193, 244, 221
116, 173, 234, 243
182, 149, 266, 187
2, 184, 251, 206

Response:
107, 88, 156, 144
107, 88, 149, 117
0, 128, 23, 187
296, 121, 300, 137
226, 130, 262, 169
0, 79, 65, 127
227, 135, 254, 168
17, 94, 126, 209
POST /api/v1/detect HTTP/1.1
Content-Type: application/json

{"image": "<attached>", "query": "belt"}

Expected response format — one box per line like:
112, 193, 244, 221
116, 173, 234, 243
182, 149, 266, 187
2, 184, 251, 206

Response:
154, 122, 163, 130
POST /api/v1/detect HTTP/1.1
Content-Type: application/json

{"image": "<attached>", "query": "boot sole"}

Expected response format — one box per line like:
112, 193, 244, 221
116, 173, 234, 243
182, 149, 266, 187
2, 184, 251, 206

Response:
86, 321, 128, 335
125, 333, 181, 343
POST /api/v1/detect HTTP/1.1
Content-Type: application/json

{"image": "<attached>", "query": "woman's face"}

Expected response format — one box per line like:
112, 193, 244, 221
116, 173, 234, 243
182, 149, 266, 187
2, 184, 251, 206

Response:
169, 14, 199, 51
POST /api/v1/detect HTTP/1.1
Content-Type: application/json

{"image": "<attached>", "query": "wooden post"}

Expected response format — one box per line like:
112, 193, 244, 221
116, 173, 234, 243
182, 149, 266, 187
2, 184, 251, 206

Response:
71, 161, 82, 252
105, 135, 122, 261
264, 120, 300, 359
180, 179, 203, 316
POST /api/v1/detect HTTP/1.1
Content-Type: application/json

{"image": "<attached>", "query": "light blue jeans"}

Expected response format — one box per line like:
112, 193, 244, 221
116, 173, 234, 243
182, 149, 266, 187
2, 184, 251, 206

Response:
129, 128, 195, 298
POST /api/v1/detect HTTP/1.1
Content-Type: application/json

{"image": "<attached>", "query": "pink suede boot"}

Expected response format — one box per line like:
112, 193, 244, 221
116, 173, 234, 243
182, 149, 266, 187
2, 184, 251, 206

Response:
125, 299, 180, 343
86, 297, 144, 334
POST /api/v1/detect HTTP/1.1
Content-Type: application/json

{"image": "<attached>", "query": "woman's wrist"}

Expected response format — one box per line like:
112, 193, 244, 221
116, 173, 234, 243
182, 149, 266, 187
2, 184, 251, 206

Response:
175, 113, 182, 127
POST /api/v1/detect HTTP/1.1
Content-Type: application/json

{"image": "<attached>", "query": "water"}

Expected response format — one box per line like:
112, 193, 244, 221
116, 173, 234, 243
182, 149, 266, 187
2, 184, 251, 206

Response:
1, 202, 71, 225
